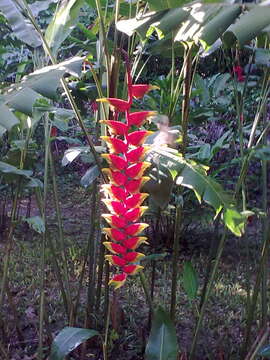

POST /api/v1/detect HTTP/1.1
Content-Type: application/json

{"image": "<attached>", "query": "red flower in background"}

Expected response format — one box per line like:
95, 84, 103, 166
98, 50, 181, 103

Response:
97, 58, 158, 289
233, 65, 245, 82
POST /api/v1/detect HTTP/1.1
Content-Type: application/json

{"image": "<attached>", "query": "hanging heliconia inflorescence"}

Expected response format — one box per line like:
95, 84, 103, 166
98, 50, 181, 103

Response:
96, 55, 158, 289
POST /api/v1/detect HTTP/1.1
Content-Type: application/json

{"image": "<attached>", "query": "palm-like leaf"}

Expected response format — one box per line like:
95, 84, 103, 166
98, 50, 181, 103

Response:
148, 147, 245, 236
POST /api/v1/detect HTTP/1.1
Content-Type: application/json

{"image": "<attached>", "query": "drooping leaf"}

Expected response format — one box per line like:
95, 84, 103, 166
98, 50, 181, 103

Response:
0, 0, 41, 47
223, 5, 270, 47
0, 104, 20, 135
0, 161, 32, 178
195, 5, 241, 49
150, 147, 245, 236
49, 327, 99, 360
45, 0, 84, 56
145, 307, 178, 360
0, 57, 83, 129
182, 261, 198, 300
25, 216, 45, 234
80, 165, 99, 188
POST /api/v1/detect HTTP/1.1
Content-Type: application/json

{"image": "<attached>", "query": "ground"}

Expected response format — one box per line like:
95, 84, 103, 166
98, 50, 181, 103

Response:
0, 163, 262, 360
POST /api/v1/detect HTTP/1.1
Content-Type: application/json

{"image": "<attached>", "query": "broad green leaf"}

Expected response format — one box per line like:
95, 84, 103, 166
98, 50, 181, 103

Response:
258, 344, 270, 358
223, 207, 245, 237
150, 147, 245, 236
223, 5, 270, 47
0, 0, 41, 47
145, 307, 178, 360
195, 5, 241, 49
25, 216, 45, 234
0, 104, 19, 134
45, 0, 84, 56
80, 165, 99, 188
149, 8, 190, 39
116, 11, 166, 38
182, 261, 198, 300
50, 327, 99, 360
0, 161, 32, 178
1, 57, 83, 122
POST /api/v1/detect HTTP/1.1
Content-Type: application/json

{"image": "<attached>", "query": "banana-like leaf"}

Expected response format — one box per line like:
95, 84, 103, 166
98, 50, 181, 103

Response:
150, 147, 245, 236
0, 57, 83, 136
194, 5, 241, 49
117, 2, 270, 55
45, 0, 84, 56
0, 104, 20, 135
50, 327, 99, 360
0, 0, 41, 47
223, 4, 270, 47
116, 11, 167, 38
0, 161, 32, 178
145, 306, 178, 360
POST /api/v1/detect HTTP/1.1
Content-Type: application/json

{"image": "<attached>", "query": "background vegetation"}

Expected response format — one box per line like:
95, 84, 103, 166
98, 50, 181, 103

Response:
0, 0, 270, 359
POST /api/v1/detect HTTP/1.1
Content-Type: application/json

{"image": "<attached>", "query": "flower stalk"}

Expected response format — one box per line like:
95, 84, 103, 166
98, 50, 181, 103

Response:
97, 56, 158, 288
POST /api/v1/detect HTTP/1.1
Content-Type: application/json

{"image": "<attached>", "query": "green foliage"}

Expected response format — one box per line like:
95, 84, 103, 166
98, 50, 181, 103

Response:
0, 0, 41, 47
148, 147, 246, 236
145, 307, 178, 360
25, 216, 45, 234
50, 327, 100, 360
45, 0, 84, 56
182, 261, 198, 300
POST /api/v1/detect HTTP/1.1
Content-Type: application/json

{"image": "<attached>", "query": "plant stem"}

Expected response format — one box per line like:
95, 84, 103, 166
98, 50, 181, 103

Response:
170, 204, 182, 321
190, 230, 227, 359
37, 115, 50, 360
49, 149, 72, 316
103, 302, 111, 360
139, 272, 153, 313
19, 0, 106, 182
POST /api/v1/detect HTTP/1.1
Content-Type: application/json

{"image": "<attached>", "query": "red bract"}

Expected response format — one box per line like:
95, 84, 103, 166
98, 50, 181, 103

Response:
131, 84, 159, 99
97, 98, 130, 112
100, 59, 158, 289
100, 120, 128, 135
127, 130, 153, 146
128, 111, 157, 127
101, 136, 128, 154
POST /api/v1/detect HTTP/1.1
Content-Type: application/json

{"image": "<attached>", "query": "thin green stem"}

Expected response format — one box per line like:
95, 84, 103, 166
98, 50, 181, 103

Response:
170, 204, 182, 321
49, 149, 72, 316
19, 0, 106, 182
37, 116, 50, 360
139, 272, 154, 313
190, 230, 227, 359
103, 301, 111, 360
